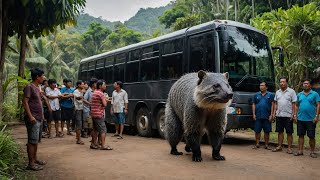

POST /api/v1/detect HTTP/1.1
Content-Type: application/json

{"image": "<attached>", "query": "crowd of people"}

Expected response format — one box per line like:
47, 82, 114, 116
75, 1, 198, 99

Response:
22, 68, 128, 171
252, 77, 320, 158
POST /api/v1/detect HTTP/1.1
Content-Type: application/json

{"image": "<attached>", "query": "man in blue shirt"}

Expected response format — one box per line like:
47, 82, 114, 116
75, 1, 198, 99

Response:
294, 79, 320, 158
252, 81, 274, 150
60, 79, 75, 136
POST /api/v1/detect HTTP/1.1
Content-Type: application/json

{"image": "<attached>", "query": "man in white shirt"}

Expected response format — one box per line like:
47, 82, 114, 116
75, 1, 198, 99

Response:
272, 77, 297, 153
73, 80, 85, 145
110, 81, 128, 139
45, 79, 62, 138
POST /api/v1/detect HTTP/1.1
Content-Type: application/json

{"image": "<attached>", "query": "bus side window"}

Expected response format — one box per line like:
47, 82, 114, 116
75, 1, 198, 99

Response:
161, 39, 183, 79
95, 58, 104, 80
88, 61, 96, 79
127, 49, 140, 82
80, 63, 88, 81
114, 53, 126, 82
140, 45, 159, 81
105, 56, 114, 83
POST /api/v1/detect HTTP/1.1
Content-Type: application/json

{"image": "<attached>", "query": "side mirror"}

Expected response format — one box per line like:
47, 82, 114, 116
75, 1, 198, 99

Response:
272, 46, 284, 67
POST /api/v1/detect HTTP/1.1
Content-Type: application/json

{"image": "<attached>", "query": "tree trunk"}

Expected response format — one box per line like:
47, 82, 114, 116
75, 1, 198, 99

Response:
252, 0, 255, 18
268, 0, 273, 11
17, 19, 27, 120
234, 0, 237, 21
0, 1, 8, 120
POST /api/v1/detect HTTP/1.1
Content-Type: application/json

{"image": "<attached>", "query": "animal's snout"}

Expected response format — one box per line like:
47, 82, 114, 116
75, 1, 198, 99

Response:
227, 93, 233, 99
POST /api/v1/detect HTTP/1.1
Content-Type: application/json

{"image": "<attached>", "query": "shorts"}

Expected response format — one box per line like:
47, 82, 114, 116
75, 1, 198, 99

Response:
297, 120, 316, 138
75, 110, 83, 130
25, 117, 41, 144
254, 119, 272, 133
275, 117, 293, 134
113, 113, 125, 124
93, 118, 107, 133
61, 107, 74, 122
83, 115, 93, 129
49, 110, 61, 122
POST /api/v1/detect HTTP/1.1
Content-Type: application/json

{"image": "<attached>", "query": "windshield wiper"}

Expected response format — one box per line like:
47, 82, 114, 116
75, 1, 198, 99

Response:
235, 74, 258, 87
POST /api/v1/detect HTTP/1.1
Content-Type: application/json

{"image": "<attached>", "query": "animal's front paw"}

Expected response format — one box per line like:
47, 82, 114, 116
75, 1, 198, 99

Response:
192, 155, 202, 162
170, 150, 183, 155
185, 145, 192, 152
213, 154, 226, 161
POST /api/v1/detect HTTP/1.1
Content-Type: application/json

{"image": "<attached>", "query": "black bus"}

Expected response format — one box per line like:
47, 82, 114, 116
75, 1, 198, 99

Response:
79, 20, 283, 138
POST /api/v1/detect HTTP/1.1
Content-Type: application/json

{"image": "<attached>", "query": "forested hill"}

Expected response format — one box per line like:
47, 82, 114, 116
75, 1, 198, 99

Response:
72, 4, 171, 34
124, 5, 171, 34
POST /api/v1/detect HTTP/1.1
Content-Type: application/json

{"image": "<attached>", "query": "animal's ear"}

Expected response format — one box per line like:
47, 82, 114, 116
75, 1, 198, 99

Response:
223, 72, 229, 80
197, 70, 206, 85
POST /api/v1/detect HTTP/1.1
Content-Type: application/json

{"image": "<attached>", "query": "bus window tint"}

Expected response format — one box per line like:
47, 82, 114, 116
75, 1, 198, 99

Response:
205, 33, 215, 72
142, 45, 159, 59
127, 50, 140, 82
114, 53, 126, 82
140, 60, 159, 81
161, 39, 183, 79
105, 56, 114, 84
88, 61, 95, 79
189, 36, 205, 72
80, 63, 88, 80
95, 59, 104, 80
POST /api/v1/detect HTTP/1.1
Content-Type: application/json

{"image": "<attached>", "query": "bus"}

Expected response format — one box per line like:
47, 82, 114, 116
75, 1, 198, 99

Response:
79, 20, 284, 138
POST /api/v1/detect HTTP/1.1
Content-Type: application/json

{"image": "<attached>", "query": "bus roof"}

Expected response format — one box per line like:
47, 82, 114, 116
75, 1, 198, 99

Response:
80, 20, 265, 64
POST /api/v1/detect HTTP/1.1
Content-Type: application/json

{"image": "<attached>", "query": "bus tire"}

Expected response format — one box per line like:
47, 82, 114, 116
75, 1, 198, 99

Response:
156, 108, 165, 139
136, 107, 152, 137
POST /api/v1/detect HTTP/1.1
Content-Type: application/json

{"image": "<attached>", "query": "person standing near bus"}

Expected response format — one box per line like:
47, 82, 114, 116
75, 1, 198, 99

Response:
23, 68, 46, 171
46, 79, 63, 138
73, 81, 85, 145
111, 81, 128, 139
252, 81, 274, 150
83, 78, 97, 139
294, 79, 320, 158
60, 79, 74, 136
272, 77, 297, 154
91, 80, 113, 150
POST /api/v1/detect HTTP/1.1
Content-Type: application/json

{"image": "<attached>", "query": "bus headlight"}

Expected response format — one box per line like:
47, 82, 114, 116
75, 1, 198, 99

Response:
235, 107, 242, 115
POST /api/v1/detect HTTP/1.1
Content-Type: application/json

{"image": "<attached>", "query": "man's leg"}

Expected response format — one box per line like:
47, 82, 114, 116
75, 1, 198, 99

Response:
115, 124, 119, 135
120, 124, 124, 136
61, 120, 65, 134
287, 133, 293, 152
55, 121, 59, 136
298, 135, 304, 153
264, 132, 270, 145
27, 143, 36, 165
255, 133, 261, 146
66, 120, 71, 134
310, 138, 315, 153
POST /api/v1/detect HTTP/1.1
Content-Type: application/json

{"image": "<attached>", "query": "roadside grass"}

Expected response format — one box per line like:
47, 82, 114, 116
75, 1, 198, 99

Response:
245, 123, 320, 148
0, 122, 34, 180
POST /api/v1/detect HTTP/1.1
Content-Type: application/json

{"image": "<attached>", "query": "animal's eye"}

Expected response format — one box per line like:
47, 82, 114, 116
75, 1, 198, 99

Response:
213, 84, 220, 88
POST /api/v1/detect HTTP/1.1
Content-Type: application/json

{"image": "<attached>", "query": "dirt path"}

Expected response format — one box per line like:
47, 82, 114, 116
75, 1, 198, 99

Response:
12, 125, 319, 180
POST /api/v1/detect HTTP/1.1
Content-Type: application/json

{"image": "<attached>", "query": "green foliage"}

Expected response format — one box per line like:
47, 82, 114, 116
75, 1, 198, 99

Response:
251, 3, 320, 90
125, 5, 171, 35
0, 129, 24, 179
172, 14, 200, 31
73, 13, 116, 33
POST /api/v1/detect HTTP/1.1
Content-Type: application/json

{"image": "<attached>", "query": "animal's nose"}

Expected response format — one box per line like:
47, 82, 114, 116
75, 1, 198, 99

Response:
227, 93, 233, 99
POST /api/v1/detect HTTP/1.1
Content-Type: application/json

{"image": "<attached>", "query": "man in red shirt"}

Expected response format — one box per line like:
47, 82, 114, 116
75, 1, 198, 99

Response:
90, 80, 113, 150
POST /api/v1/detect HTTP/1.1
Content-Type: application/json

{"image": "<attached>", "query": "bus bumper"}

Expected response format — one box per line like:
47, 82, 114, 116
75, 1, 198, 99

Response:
226, 114, 255, 131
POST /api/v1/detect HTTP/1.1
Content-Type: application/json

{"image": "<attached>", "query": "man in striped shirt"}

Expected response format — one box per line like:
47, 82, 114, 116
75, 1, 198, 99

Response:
90, 80, 113, 150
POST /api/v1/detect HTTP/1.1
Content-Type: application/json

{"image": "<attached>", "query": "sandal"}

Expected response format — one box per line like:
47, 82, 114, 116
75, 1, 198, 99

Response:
100, 146, 113, 150
264, 145, 272, 150
286, 149, 293, 154
117, 136, 123, 139
272, 147, 282, 152
310, 152, 317, 158
76, 140, 85, 145
35, 160, 47, 165
294, 152, 304, 156
26, 164, 43, 171
90, 144, 99, 149
112, 134, 119, 137
252, 144, 260, 149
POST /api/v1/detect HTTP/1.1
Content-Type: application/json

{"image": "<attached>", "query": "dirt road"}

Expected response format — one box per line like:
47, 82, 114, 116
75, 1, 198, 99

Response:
12, 125, 319, 180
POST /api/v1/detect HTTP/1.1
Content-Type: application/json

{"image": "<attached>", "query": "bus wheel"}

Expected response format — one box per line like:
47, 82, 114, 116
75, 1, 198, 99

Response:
156, 108, 165, 139
136, 107, 152, 137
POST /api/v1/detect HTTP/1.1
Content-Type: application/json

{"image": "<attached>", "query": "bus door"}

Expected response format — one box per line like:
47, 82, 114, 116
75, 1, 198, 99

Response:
188, 32, 215, 72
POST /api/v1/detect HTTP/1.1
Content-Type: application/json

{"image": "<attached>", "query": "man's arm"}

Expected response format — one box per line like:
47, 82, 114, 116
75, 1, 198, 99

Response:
83, 91, 90, 105
101, 94, 107, 107
252, 103, 256, 120
291, 102, 296, 120
23, 97, 36, 124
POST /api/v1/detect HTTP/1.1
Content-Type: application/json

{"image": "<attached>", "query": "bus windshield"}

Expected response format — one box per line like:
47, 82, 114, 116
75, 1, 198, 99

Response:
220, 26, 275, 92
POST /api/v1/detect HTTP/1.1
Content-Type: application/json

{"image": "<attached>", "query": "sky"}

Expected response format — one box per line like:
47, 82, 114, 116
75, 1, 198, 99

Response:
84, 0, 172, 22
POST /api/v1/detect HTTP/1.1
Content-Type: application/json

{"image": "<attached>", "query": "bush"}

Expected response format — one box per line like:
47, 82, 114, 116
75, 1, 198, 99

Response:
0, 126, 24, 179
2, 103, 19, 123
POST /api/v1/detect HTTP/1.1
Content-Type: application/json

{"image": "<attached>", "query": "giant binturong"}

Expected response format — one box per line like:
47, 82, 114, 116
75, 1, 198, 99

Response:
164, 70, 233, 162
